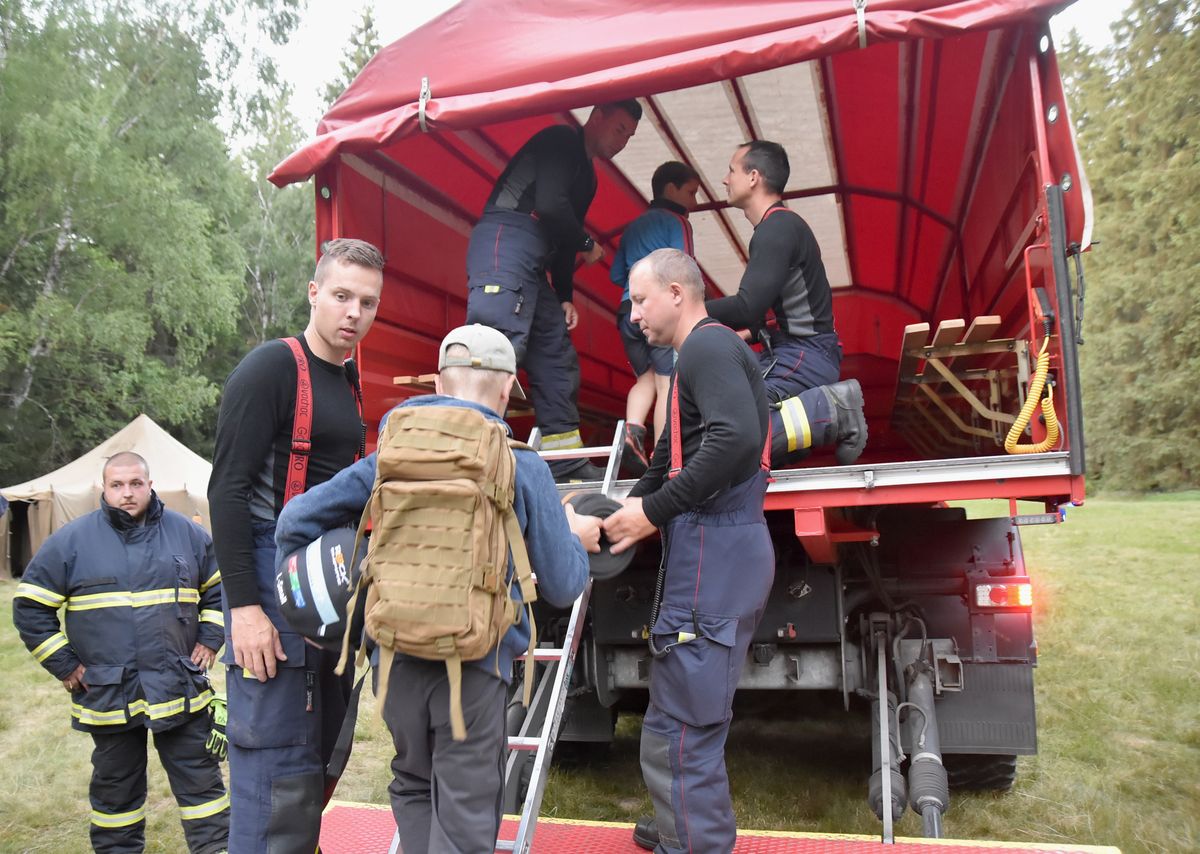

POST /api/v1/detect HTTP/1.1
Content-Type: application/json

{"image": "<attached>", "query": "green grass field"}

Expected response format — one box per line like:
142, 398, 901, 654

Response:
1, 493, 1196, 853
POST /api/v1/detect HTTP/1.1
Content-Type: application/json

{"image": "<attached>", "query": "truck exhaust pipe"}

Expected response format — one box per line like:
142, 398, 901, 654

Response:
867, 690, 907, 827
902, 660, 950, 838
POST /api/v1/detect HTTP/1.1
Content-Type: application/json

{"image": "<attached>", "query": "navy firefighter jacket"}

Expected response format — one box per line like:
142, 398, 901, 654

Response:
12, 493, 224, 733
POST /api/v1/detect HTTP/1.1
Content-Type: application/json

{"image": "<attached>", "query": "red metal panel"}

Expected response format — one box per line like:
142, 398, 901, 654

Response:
763, 474, 1085, 512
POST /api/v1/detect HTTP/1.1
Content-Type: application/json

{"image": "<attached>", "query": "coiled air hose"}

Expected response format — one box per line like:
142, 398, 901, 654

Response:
1004, 336, 1060, 454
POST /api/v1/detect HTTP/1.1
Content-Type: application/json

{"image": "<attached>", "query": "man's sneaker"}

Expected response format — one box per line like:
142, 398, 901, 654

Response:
632, 816, 659, 851
622, 422, 650, 477
553, 461, 609, 484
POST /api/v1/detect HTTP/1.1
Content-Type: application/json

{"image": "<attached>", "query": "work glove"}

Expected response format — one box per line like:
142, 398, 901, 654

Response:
206, 692, 228, 761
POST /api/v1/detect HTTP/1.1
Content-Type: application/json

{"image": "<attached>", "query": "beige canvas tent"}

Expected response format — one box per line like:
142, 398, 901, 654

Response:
1, 415, 211, 573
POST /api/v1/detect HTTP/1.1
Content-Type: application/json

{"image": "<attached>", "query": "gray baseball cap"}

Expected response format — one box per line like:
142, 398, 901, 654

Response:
438, 324, 527, 399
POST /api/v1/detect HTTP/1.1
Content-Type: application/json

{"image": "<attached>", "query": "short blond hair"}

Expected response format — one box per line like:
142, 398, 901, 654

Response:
314, 238, 385, 285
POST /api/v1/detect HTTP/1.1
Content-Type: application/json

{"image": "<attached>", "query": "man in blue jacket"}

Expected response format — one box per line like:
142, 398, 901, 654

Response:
13, 452, 228, 853
610, 161, 701, 475
275, 324, 599, 854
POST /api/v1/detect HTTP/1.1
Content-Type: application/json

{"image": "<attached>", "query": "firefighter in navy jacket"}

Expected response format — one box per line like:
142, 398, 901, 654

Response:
12, 452, 229, 854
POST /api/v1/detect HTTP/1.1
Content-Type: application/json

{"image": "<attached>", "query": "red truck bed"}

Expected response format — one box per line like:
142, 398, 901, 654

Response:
271, 0, 1091, 513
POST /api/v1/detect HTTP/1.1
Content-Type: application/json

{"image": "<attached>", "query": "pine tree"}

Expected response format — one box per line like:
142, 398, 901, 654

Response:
1060, 0, 1200, 490
321, 7, 381, 111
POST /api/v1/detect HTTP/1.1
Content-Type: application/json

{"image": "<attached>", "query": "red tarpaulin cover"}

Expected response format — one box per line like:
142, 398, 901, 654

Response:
271, 0, 1073, 186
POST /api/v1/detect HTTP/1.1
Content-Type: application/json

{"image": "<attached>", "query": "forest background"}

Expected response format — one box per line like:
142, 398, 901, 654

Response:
0, 0, 1195, 492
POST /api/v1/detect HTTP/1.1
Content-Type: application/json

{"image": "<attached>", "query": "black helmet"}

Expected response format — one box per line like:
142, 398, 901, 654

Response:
276, 527, 364, 650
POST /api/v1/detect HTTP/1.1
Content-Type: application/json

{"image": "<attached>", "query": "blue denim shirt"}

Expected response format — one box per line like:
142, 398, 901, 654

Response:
275, 394, 589, 682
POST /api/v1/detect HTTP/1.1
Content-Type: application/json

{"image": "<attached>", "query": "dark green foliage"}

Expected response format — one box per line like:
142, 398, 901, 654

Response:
1060, 0, 1200, 490
0, 0, 312, 476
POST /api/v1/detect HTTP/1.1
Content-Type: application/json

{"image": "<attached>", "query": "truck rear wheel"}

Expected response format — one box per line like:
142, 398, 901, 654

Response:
943, 754, 1018, 791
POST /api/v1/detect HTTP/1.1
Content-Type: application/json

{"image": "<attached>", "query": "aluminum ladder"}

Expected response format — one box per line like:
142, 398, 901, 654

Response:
494, 421, 625, 853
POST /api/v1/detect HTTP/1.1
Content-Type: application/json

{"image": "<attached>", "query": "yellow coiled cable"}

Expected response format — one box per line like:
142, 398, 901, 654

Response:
1005, 337, 1060, 454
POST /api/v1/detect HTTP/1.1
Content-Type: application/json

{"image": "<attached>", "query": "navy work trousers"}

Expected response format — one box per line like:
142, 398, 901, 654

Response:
640, 470, 775, 854
222, 522, 353, 854
761, 331, 841, 402
465, 209, 582, 474
89, 712, 228, 854
762, 332, 842, 465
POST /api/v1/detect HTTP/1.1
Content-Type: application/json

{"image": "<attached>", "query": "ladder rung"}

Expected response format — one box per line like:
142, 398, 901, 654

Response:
495, 840, 516, 851
507, 736, 542, 751
532, 648, 564, 661
535, 445, 614, 461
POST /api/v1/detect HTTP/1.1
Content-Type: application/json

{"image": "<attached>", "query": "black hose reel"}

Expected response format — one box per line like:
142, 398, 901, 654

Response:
563, 491, 637, 581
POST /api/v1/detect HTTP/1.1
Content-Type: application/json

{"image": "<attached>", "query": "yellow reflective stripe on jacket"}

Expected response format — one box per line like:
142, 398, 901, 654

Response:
190, 689, 214, 713
31, 631, 69, 663
72, 703, 129, 726
91, 804, 146, 828
199, 569, 221, 592
179, 792, 229, 821
15, 582, 66, 608
75, 691, 207, 726
66, 587, 200, 611
127, 695, 187, 720
199, 609, 224, 627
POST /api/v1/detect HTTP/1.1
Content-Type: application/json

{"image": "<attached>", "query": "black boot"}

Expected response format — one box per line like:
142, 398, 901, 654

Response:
553, 460, 609, 484
632, 816, 659, 851
822, 379, 868, 465
622, 422, 649, 477
769, 379, 868, 468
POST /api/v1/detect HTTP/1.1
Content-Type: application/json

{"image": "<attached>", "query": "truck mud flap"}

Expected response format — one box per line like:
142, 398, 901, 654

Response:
919, 662, 1037, 755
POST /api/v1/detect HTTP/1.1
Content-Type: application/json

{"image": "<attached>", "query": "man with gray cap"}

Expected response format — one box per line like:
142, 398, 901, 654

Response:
275, 323, 600, 853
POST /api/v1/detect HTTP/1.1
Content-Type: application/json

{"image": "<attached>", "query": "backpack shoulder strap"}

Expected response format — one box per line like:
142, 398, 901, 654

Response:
280, 337, 312, 506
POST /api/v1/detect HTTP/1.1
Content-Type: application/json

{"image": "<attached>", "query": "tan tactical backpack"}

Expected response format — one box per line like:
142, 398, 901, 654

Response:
339, 405, 537, 740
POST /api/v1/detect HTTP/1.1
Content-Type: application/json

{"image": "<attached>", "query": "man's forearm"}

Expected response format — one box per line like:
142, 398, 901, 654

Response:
219, 565, 261, 608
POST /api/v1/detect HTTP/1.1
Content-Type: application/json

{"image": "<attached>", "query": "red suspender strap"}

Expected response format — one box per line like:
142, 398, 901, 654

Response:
667, 378, 683, 479
759, 203, 795, 223
665, 323, 771, 481
281, 337, 313, 506
668, 211, 695, 257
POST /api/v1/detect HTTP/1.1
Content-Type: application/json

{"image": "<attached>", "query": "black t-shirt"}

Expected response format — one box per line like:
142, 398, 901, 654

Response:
630, 318, 769, 526
707, 203, 834, 339
486, 124, 596, 302
209, 336, 362, 608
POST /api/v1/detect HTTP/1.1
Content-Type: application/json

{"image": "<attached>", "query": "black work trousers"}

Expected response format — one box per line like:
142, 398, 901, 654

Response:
89, 711, 229, 854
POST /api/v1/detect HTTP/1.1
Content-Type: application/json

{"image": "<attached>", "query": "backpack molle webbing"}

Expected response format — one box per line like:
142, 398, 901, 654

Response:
339, 405, 537, 741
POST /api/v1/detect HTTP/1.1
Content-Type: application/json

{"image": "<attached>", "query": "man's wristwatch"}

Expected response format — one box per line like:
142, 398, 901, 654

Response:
580, 234, 595, 253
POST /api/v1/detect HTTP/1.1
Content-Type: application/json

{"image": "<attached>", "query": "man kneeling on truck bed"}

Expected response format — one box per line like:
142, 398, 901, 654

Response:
274, 324, 602, 854
604, 248, 775, 854
709, 139, 867, 466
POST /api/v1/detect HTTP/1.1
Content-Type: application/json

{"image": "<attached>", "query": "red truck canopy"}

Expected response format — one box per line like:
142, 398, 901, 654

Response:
272, 0, 1090, 461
